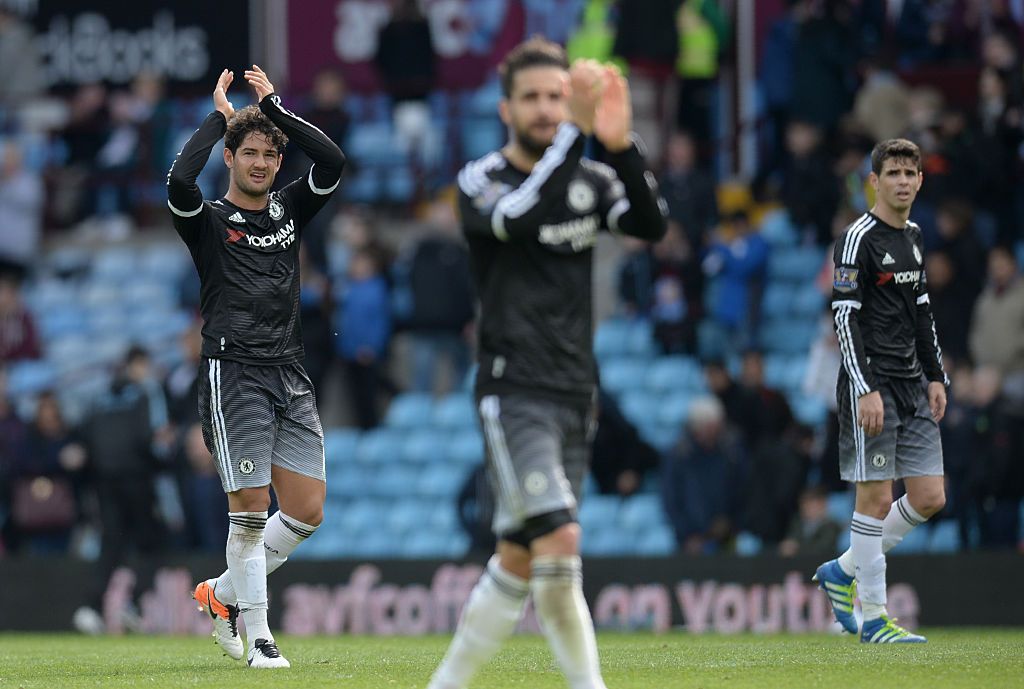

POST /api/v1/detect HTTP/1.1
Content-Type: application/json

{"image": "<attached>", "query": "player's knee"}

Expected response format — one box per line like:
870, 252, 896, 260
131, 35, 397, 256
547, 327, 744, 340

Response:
228, 487, 272, 513
915, 490, 946, 518
531, 521, 581, 556
496, 541, 532, 579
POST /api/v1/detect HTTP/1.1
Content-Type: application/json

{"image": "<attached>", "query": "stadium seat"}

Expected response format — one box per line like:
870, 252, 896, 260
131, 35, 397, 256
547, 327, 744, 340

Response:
447, 429, 484, 467
416, 463, 468, 498
618, 391, 659, 430
644, 356, 704, 394
826, 491, 854, 525
735, 531, 764, 556
385, 393, 435, 428
432, 393, 477, 429
657, 391, 692, 428
618, 494, 665, 531
768, 247, 825, 282
927, 520, 961, 553
642, 424, 679, 453
634, 524, 677, 556
761, 284, 793, 319
325, 428, 361, 467
790, 395, 827, 426
594, 319, 631, 359
599, 356, 648, 396
578, 495, 620, 532
759, 209, 799, 246
6, 360, 57, 396
356, 428, 405, 465
401, 429, 449, 464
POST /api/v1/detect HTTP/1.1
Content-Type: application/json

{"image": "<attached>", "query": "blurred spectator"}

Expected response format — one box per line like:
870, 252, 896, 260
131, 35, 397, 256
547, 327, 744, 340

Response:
975, 65, 1023, 245
299, 247, 334, 396
802, 313, 843, 492
336, 247, 392, 428
375, 0, 438, 173
934, 199, 987, 298
0, 7, 44, 111
969, 245, 1024, 381
51, 83, 110, 228
391, 199, 475, 395
661, 396, 746, 554
0, 274, 41, 364
701, 211, 769, 358
925, 250, 973, 363
966, 367, 1024, 548
703, 358, 757, 432
674, 0, 729, 144
778, 486, 842, 556
618, 222, 703, 355
164, 322, 202, 427
759, 0, 813, 168
75, 348, 166, 623
590, 388, 660, 497
852, 56, 910, 143
0, 366, 30, 553
659, 130, 718, 249
737, 350, 806, 544
0, 140, 44, 279
5, 392, 85, 554
178, 422, 228, 553
278, 68, 352, 270
779, 120, 840, 245
789, 0, 856, 135
456, 463, 496, 555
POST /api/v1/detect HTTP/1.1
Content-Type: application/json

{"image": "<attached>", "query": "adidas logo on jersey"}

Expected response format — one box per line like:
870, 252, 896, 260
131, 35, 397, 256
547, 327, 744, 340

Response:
882, 252, 895, 265
229, 212, 246, 223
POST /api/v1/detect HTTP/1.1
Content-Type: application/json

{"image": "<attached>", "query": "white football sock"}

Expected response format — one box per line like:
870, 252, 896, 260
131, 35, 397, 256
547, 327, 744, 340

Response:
427, 556, 529, 689
850, 512, 886, 621
837, 495, 927, 577
226, 511, 271, 644
531, 555, 607, 689
214, 511, 318, 606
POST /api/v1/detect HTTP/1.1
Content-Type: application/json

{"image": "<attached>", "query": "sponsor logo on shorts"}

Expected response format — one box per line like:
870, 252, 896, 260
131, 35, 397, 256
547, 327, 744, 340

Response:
239, 458, 255, 475
524, 471, 549, 496
872, 454, 887, 468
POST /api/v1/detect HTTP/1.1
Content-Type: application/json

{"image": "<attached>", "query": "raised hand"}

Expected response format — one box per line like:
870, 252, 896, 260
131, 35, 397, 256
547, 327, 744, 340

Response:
213, 69, 235, 119
244, 64, 276, 102
567, 59, 606, 135
594, 64, 632, 152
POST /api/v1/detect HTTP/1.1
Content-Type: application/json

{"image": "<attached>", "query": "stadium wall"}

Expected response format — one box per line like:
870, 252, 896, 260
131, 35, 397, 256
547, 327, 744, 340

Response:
2, 553, 1020, 633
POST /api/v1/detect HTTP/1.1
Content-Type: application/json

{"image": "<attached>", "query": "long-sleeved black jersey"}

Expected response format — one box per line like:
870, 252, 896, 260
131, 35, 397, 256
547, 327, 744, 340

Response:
831, 211, 948, 398
458, 122, 668, 406
167, 95, 345, 365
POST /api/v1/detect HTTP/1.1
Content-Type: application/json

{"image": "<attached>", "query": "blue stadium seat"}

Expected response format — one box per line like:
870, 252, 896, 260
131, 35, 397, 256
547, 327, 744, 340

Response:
600, 357, 648, 396
624, 319, 656, 357
373, 463, 422, 498
582, 527, 631, 556
325, 428, 361, 467
896, 522, 929, 553
384, 165, 415, 202
342, 169, 383, 203
461, 117, 505, 161
760, 318, 817, 355
658, 391, 692, 428
618, 391, 659, 430
432, 393, 477, 430
594, 319, 631, 359
634, 524, 677, 556
327, 464, 373, 498
619, 495, 665, 531
644, 356, 704, 394
423, 498, 459, 533
6, 360, 57, 396
387, 499, 431, 536
447, 429, 484, 467
356, 428, 405, 464
768, 247, 825, 282
790, 395, 827, 426
827, 491, 854, 525
92, 247, 137, 281
416, 463, 468, 498
642, 424, 679, 453
762, 284, 793, 319
578, 495, 620, 532
401, 429, 448, 464
793, 288, 825, 317
385, 393, 435, 429
337, 498, 385, 533
927, 520, 960, 553
759, 209, 799, 246
735, 531, 764, 556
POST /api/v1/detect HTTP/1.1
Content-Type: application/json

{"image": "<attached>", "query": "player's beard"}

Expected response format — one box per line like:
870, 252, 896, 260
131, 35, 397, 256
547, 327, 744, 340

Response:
234, 168, 274, 198
514, 120, 558, 159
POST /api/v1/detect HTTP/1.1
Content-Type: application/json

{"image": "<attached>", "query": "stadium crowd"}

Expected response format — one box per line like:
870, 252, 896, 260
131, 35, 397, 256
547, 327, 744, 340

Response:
0, 0, 1022, 567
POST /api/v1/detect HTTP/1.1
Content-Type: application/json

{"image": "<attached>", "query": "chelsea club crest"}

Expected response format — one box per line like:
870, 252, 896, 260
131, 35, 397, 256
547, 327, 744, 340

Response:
269, 199, 284, 220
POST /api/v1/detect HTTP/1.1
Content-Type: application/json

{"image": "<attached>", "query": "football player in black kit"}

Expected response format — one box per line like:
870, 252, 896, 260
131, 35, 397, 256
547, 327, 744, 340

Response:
813, 138, 949, 644
167, 66, 344, 668
427, 38, 666, 689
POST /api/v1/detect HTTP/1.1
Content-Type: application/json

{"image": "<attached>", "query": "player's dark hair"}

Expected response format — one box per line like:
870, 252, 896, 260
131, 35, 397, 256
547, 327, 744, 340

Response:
498, 36, 569, 98
870, 138, 921, 175
224, 105, 288, 155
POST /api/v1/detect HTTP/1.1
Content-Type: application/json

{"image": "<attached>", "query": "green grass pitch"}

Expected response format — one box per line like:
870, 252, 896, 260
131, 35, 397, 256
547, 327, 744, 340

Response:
1, 630, 1021, 688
